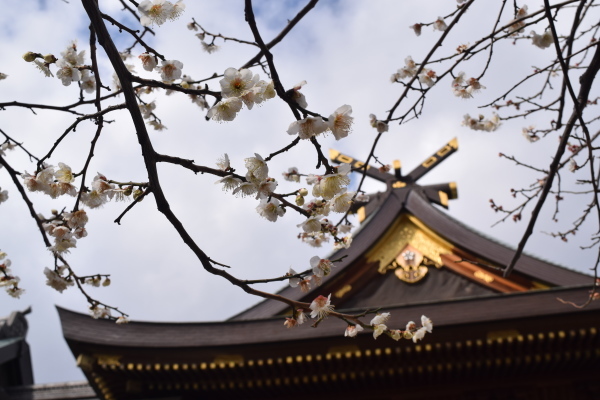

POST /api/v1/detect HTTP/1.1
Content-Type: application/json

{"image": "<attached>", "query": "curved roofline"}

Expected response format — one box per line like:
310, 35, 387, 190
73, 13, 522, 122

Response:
58, 285, 599, 350
231, 186, 590, 320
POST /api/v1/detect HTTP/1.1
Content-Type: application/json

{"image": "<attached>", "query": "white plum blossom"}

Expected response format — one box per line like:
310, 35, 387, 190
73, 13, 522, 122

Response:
139, 101, 156, 119
288, 268, 300, 288
507, 5, 528, 35
201, 41, 219, 54
309, 294, 334, 319
244, 153, 268, 182
256, 198, 285, 222
531, 30, 553, 49
370, 312, 391, 326
139, 53, 158, 71
255, 178, 277, 200
418, 68, 437, 87
297, 216, 322, 233
253, 80, 276, 104
409, 23, 422, 36
138, 0, 185, 27
220, 67, 259, 98
393, 56, 417, 81
232, 182, 258, 198
157, 60, 183, 81
80, 70, 96, 93
290, 80, 308, 108
328, 105, 353, 140
287, 116, 328, 140
421, 315, 433, 333
63, 210, 89, 230
333, 236, 352, 250
55, 59, 81, 86
89, 306, 111, 319
329, 189, 355, 213
55, 163, 75, 183
310, 256, 333, 278
433, 17, 447, 31
369, 114, 389, 133
373, 323, 387, 339
412, 327, 427, 343
207, 97, 243, 122
60, 42, 85, 66
462, 113, 501, 132
312, 163, 352, 200
345, 324, 364, 338
216, 154, 230, 171
215, 175, 242, 192
43, 267, 73, 293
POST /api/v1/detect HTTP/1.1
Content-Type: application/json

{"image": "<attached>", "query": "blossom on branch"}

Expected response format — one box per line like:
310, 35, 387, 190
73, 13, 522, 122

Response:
328, 105, 353, 140
220, 68, 259, 99
138, 0, 185, 27
531, 30, 553, 49
256, 198, 285, 222
207, 97, 243, 122
345, 324, 364, 337
309, 294, 334, 319
462, 113, 501, 132
139, 53, 158, 72
287, 116, 328, 140
156, 60, 183, 81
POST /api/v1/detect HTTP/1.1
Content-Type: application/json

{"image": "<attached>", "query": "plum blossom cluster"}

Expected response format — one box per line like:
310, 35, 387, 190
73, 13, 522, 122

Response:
451, 72, 485, 99
43, 209, 89, 255
22, 163, 78, 199
462, 113, 501, 132
138, 0, 185, 27
283, 294, 334, 328
23, 42, 95, 91
507, 5, 529, 35
287, 105, 354, 141
215, 154, 286, 222
287, 256, 336, 293
390, 56, 418, 82
353, 313, 433, 342
0, 251, 24, 299
531, 30, 554, 49
43, 266, 74, 293
208, 67, 276, 122
139, 54, 184, 83
293, 163, 357, 247
390, 56, 437, 88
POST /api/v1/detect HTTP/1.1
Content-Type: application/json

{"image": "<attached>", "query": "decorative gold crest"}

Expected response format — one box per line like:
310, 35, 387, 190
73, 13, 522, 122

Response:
393, 245, 429, 283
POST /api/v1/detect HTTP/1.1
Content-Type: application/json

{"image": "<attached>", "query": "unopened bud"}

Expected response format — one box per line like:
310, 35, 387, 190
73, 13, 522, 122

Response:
298, 188, 308, 196
51, 209, 59, 215
123, 186, 133, 196
295, 195, 305, 206
22, 52, 38, 62
403, 331, 413, 339
133, 189, 144, 201
102, 278, 111, 287
43, 54, 57, 64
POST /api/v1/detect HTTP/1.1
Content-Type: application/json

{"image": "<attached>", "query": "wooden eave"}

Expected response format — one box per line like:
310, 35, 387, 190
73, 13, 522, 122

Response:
232, 187, 590, 320
58, 287, 600, 400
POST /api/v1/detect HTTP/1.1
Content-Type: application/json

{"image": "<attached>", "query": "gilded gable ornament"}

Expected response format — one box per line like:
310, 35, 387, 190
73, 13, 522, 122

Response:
390, 245, 430, 283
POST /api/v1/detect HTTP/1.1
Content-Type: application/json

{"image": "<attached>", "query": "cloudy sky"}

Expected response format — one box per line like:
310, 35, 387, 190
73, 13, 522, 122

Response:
1, 0, 598, 383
